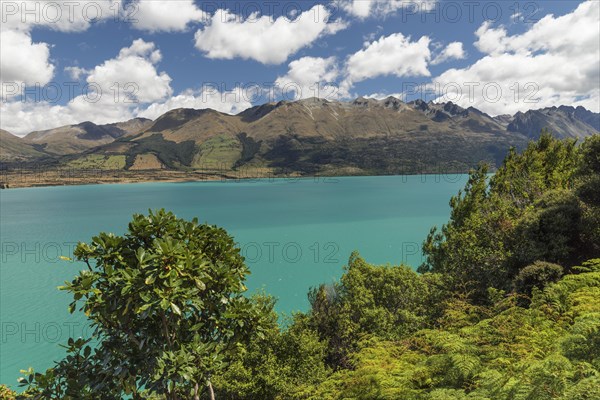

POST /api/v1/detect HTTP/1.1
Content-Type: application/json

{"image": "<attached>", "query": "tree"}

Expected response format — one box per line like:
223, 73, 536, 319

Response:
212, 312, 330, 399
19, 210, 272, 399
512, 261, 563, 297
577, 135, 600, 258
421, 133, 587, 301
308, 252, 449, 369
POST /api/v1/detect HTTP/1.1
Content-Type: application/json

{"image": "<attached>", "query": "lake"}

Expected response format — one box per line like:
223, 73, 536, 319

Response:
0, 175, 468, 385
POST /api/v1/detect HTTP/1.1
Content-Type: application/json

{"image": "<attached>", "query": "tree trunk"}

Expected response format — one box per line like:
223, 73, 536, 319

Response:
208, 381, 215, 400
194, 383, 200, 400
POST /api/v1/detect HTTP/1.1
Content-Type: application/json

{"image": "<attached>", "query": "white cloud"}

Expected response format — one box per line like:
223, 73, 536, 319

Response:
1, 40, 173, 134
345, 33, 431, 84
0, 0, 119, 99
365, 92, 406, 101
137, 88, 252, 120
342, 0, 437, 19
194, 5, 346, 64
0, 29, 54, 89
118, 38, 163, 63
86, 39, 172, 103
1, 39, 253, 135
432, 1, 600, 115
431, 42, 465, 65
1, 86, 254, 136
129, 0, 206, 32
275, 56, 341, 100
475, 2, 599, 58
0, 102, 74, 136
64, 66, 91, 80
343, 0, 375, 18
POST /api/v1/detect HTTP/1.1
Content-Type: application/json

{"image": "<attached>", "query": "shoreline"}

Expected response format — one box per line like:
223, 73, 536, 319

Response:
0, 168, 477, 190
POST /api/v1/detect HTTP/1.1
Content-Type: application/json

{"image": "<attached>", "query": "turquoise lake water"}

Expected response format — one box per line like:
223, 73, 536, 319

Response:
0, 175, 468, 385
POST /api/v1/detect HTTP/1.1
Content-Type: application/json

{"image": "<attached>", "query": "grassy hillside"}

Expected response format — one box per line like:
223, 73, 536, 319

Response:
0, 130, 47, 162
22, 119, 152, 155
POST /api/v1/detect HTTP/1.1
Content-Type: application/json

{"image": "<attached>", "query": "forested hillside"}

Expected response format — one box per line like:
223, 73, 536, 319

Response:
3, 133, 599, 399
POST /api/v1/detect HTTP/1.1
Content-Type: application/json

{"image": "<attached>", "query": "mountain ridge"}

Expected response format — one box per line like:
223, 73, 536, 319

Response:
22, 118, 153, 156
2, 99, 598, 175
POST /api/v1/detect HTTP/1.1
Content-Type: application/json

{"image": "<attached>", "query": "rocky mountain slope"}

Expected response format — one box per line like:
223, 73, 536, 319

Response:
507, 106, 599, 139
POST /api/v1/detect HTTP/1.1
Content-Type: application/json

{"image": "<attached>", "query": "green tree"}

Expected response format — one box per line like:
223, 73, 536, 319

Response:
513, 261, 563, 297
212, 312, 330, 399
421, 133, 590, 301
19, 210, 272, 399
308, 252, 449, 369
577, 135, 600, 258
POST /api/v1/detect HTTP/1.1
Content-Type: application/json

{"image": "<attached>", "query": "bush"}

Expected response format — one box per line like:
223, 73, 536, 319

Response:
513, 261, 564, 296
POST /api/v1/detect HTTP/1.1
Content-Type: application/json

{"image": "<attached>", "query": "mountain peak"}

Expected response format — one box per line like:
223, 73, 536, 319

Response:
352, 97, 380, 108
508, 106, 599, 139
410, 99, 430, 111
380, 96, 406, 110
297, 97, 331, 105
148, 108, 208, 132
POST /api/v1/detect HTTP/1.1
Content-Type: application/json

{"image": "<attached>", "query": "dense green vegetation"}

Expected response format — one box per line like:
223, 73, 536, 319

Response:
2, 133, 599, 399
124, 134, 197, 169
262, 135, 506, 176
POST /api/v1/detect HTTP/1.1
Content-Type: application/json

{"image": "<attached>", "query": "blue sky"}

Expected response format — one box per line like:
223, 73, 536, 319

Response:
1, 0, 598, 135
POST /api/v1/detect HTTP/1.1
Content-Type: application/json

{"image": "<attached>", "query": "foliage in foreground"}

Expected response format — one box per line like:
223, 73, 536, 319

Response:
15, 210, 273, 399
4, 134, 600, 399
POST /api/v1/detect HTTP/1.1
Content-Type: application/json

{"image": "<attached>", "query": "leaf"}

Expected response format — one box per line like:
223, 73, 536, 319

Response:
145, 275, 156, 285
170, 302, 181, 316
160, 298, 170, 310
136, 248, 146, 265
195, 279, 206, 291
137, 303, 152, 313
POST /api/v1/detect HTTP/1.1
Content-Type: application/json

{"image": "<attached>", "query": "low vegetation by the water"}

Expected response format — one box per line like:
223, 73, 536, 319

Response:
2, 133, 599, 399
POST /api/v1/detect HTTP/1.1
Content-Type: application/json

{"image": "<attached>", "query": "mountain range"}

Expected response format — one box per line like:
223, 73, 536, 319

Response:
1, 98, 598, 176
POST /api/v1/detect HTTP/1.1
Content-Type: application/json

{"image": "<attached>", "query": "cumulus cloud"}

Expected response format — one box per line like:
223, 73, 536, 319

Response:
84, 39, 172, 103
0, 29, 54, 89
129, 0, 206, 32
1, 40, 253, 135
343, 0, 375, 18
0, 102, 71, 136
345, 33, 432, 84
194, 5, 346, 64
275, 56, 341, 100
0, 0, 120, 98
137, 88, 253, 120
1, 40, 173, 134
432, 1, 600, 115
474, 2, 599, 58
431, 42, 465, 65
